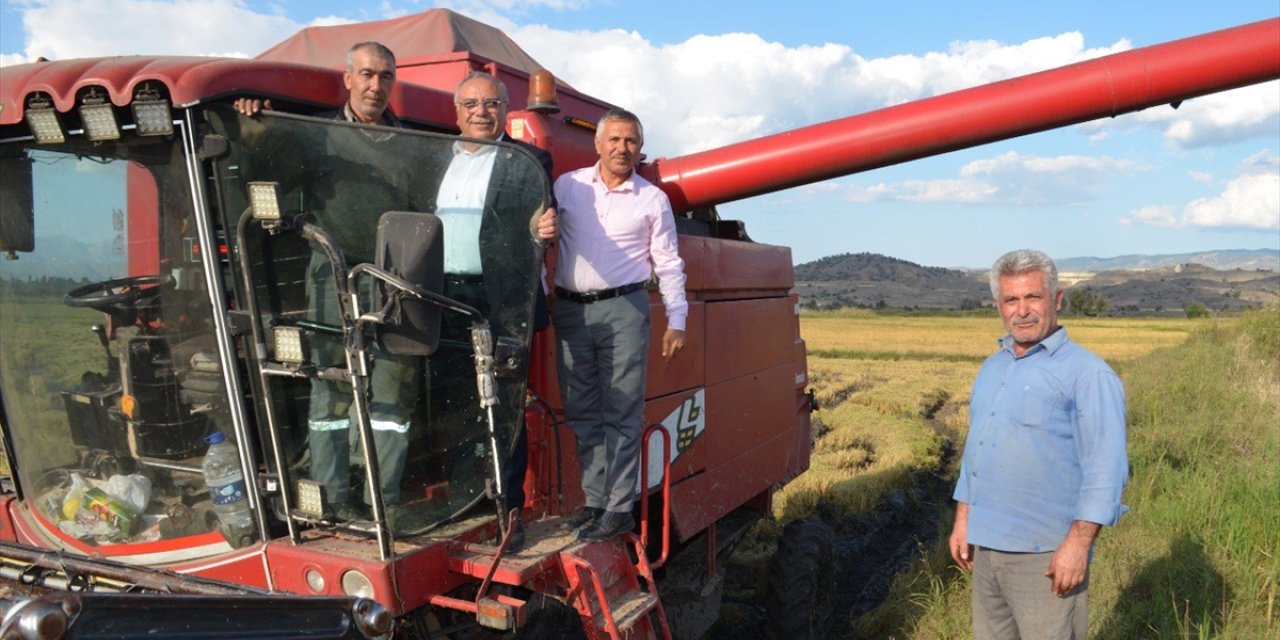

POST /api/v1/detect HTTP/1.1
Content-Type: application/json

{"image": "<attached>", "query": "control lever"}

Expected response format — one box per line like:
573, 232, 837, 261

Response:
91, 323, 109, 349
90, 324, 118, 376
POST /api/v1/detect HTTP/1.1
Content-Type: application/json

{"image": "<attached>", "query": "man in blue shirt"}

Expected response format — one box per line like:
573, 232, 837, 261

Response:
950, 249, 1128, 639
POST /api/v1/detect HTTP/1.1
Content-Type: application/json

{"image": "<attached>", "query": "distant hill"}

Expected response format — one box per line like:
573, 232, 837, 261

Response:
795, 253, 990, 310
1055, 248, 1278, 272
0, 235, 121, 281
795, 252, 1279, 314
1076, 263, 1279, 312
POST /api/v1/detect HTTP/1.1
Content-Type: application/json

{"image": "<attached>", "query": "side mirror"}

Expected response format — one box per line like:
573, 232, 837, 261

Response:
374, 211, 444, 356
0, 155, 35, 257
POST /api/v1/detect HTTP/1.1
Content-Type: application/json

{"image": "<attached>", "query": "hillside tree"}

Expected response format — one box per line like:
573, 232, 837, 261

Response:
1185, 302, 1211, 319
1067, 288, 1109, 317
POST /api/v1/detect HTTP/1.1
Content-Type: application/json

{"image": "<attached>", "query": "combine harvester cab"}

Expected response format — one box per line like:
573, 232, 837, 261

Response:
0, 9, 1276, 640
0, 55, 586, 638
0, 48, 718, 639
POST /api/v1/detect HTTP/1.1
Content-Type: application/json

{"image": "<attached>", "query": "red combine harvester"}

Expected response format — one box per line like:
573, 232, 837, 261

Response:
0, 9, 1275, 639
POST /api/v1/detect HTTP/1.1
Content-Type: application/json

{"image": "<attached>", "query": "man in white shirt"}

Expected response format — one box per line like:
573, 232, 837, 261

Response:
434, 72, 556, 551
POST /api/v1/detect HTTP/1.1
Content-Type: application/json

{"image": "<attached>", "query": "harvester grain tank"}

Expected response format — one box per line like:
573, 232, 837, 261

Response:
0, 10, 1275, 639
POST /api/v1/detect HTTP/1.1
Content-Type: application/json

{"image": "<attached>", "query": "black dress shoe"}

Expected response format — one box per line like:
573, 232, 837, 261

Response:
561, 507, 604, 532
577, 511, 635, 542
334, 504, 365, 522
505, 520, 526, 553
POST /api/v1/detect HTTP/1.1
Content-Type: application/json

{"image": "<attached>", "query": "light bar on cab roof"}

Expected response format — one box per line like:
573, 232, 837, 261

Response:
24, 94, 64, 144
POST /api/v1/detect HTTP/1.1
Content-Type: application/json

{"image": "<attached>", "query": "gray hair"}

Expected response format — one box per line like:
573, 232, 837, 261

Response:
453, 71, 509, 103
989, 249, 1059, 300
346, 42, 396, 70
595, 107, 644, 144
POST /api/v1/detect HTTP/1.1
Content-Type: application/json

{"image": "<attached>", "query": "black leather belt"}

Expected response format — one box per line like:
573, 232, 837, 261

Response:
555, 282, 647, 304
445, 274, 484, 286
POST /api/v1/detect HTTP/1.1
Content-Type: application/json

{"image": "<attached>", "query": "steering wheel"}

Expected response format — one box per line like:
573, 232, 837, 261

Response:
63, 274, 174, 312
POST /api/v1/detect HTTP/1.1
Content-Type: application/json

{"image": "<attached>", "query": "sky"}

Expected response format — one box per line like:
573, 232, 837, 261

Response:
2, 0, 1277, 269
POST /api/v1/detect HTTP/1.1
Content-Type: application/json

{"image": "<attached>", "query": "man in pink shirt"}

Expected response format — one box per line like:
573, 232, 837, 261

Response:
552, 108, 688, 542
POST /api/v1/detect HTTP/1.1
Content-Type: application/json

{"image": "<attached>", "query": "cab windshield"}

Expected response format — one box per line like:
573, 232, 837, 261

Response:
0, 126, 237, 554
205, 106, 545, 535
0, 106, 546, 551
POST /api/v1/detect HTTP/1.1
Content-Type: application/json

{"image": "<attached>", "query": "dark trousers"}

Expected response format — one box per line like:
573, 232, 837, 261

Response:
552, 288, 650, 513
306, 252, 418, 507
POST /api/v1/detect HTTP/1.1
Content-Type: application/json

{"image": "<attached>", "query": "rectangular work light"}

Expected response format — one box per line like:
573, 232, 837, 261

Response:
131, 83, 174, 136
295, 479, 325, 518
248, 181, 282, 221
272, 326, 306, 364
78, 90, 121, 142
24, 94, 64, 144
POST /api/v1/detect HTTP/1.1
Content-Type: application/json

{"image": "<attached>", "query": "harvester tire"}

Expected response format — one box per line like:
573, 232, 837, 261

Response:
514, 594, 586, 640
763, 518, 834, 640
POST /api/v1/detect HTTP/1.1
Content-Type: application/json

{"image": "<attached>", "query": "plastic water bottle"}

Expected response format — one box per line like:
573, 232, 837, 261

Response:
203, 431, 254, 546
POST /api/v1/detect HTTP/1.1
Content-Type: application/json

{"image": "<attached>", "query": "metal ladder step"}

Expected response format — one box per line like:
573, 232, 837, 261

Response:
597, 590, 660, 635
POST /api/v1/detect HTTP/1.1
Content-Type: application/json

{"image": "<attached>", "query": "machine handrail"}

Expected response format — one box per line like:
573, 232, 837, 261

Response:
639, 424, 673, 569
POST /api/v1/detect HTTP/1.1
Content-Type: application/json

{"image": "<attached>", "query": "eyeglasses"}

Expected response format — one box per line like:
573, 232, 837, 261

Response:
457, 98, 506, 112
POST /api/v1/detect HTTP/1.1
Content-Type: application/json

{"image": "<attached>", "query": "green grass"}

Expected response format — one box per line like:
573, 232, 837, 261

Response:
858, 309, 1280, 639
0, 295, 105, 474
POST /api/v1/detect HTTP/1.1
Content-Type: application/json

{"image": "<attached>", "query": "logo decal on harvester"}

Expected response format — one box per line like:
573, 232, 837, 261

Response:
645, 388, 706, 489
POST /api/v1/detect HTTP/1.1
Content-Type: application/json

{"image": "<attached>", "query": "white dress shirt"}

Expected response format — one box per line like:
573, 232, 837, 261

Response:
435, 142, 497, 274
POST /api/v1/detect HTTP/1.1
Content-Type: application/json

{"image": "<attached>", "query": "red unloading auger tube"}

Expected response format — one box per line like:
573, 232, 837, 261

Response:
643, 18, 1280, 212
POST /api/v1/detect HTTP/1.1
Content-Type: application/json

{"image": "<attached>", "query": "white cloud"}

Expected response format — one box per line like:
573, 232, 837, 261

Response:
431, 0, 593, 30
1236, 148, 1280, 174
901, 179, 1000, 203
1187, 170, 1213, 183
959, 151, 1146, 205
15, 0, 302, 60
829, 150, 1145, 206
1182, 165, 1280, 230
962, 152, 1145, 176
378, 1, 409, 19
844, 179, 998, 204
1158, 83, 1280, 148
1081, 81, 1280, 149
512, 24, 1135, 157
310, 15, 357, 27
843, 182, 895, 203
441, 0, 593, 12
1121, 205, 1179, 228
1124, 150, 1280, 231
933, 33, 1125, 95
